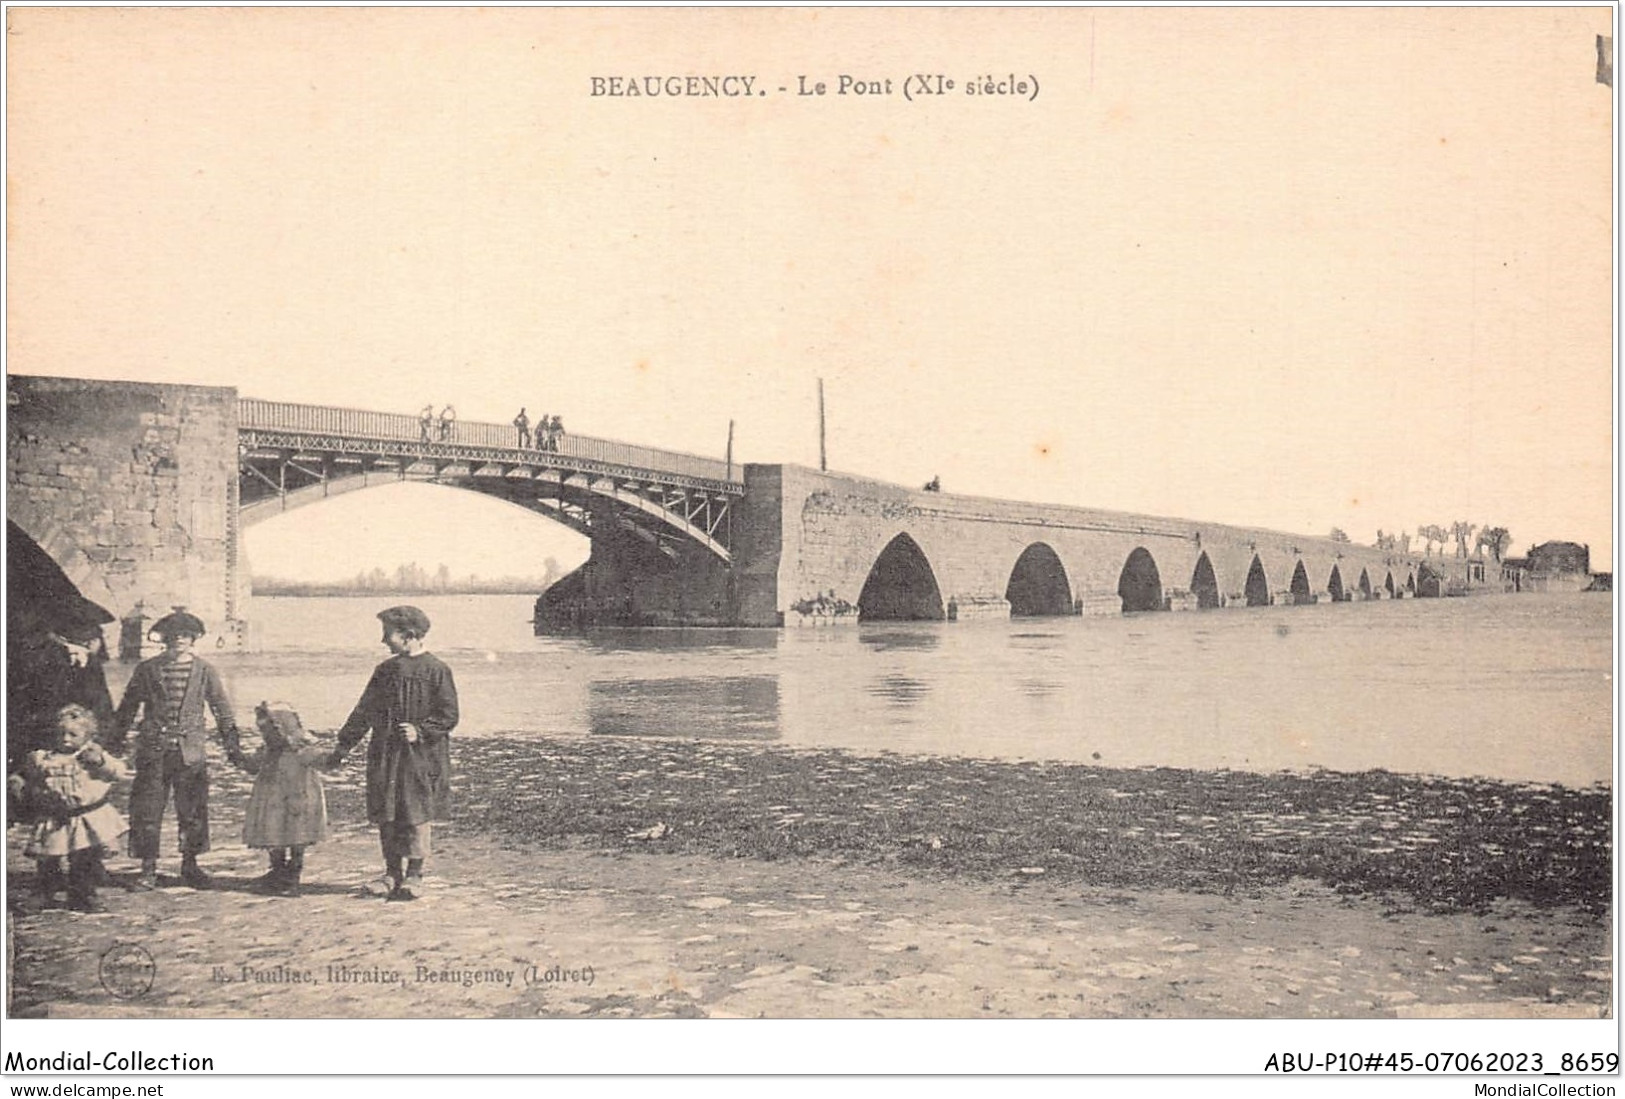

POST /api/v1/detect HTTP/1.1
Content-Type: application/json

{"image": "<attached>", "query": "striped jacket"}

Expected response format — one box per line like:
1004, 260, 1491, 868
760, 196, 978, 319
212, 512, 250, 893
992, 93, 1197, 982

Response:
112, 655, 241, 766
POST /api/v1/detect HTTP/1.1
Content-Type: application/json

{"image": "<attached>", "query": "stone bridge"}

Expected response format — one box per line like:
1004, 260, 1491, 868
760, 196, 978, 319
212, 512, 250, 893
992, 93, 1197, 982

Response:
6, 375, 1479, 645
557, 463, 1455, 629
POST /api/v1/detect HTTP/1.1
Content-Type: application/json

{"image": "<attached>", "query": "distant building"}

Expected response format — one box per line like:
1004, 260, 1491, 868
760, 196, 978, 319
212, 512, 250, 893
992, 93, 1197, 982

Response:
1527, 541, 1591, 575
1502, 541, 1592, 593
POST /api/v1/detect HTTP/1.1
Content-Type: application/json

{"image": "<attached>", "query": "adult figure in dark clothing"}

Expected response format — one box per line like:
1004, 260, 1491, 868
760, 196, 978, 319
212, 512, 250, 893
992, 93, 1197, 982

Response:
6, 522, 117, 821
6, 601, 117, 823
513, 407, 531, 449
8, 604, 116, 744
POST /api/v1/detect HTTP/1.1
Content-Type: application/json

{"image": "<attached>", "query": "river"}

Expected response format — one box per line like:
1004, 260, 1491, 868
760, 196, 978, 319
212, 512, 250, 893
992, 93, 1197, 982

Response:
113, 592, 1613, 788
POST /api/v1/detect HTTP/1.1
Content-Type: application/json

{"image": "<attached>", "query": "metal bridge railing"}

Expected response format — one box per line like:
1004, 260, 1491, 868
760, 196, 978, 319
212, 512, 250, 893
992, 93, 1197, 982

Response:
239, 398, 741, 485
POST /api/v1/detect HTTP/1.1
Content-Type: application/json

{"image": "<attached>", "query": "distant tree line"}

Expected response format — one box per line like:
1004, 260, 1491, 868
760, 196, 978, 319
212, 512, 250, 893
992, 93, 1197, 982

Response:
254, 558, 568, 596
1369, 523, 1512, 561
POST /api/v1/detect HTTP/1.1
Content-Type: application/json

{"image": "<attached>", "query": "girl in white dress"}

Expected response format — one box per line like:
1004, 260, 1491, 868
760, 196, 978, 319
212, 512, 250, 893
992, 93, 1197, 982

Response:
8, 703, 129, 912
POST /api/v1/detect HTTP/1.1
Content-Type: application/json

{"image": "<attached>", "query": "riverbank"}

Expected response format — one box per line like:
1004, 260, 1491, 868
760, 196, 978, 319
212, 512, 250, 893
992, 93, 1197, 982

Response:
5, 736, 1612, 1018
448, 736, 1611, 914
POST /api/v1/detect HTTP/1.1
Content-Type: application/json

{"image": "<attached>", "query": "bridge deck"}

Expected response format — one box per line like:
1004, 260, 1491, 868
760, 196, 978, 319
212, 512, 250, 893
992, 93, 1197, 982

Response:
238, 399, 742, 493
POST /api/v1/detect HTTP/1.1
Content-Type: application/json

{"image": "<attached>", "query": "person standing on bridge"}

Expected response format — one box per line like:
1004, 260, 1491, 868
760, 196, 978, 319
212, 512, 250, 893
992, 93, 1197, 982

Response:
418, 405, 435, 443
547, 414, 564, 452
513, 407, 531, 449
326, 605, 458, 903
438, 405, 457, 442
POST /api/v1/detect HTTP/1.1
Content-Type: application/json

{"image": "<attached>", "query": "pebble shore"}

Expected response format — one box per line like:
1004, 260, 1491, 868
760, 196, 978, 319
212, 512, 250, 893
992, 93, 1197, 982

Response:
4, 735, 1611, 1018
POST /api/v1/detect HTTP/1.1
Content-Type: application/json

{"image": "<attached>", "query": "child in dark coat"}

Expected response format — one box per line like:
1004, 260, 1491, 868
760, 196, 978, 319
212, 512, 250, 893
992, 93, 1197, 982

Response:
328, 606, 458, 902
240, 702, 329, 896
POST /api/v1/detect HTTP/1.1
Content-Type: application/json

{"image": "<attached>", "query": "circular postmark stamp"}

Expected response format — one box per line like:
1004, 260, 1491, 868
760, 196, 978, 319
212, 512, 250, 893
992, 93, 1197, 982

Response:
99, 942, 155, 1000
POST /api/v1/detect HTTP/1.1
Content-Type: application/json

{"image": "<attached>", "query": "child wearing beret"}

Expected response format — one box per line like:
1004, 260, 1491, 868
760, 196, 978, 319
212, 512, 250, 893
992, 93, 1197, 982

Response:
328, 605, 458, 901
111, 610, 241, 890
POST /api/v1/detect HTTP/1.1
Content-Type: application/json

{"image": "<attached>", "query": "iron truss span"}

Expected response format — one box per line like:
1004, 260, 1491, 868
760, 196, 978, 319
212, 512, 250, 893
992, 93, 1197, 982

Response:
238, 427, 743, 496
237, 398, 744, 493
236, 401, 740, 560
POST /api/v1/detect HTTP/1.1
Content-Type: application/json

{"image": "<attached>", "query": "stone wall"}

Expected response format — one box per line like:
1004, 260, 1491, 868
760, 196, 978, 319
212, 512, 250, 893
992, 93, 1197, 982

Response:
743, 464, 1453, 623
7, 375, 243, 648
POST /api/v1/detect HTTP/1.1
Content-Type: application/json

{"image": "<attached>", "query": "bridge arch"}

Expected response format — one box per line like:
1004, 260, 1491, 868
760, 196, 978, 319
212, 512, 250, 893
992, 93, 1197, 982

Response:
1190, 552, 1221, 609
1416, 561, 1442, 598
1327, 565, 1346, 603
1005, 542, 1072, 617
1289, 561, 1313, 605
1117, 547, 1165, 613
240, 468, 731, 561
1357, 567, 1372, 600
1244, 555, 1271, 607
6, 516, 122, 623
858, 533, 945, 621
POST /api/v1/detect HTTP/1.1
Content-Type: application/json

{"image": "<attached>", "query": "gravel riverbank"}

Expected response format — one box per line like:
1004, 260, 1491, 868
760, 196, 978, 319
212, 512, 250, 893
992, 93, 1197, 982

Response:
447, 736, 1610, 915
5, 735, 1611, 1019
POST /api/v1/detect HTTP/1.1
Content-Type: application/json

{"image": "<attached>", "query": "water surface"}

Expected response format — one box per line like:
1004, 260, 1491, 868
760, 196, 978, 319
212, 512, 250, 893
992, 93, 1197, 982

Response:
130, 592, 1613, 787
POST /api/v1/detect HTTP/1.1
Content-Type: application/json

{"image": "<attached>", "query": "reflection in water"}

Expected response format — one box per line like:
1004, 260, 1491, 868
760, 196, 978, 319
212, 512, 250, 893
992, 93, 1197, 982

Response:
589, 675, 780, 740
1016, 676, 1062, 698
232, 592, 1613, 786
858, 627, 942, 653
582, 629, 781, 655
866, 674, 931, 707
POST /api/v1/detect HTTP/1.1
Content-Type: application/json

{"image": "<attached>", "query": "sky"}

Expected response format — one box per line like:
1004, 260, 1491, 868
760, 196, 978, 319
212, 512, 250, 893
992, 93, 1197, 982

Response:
7, 7, 1615, 576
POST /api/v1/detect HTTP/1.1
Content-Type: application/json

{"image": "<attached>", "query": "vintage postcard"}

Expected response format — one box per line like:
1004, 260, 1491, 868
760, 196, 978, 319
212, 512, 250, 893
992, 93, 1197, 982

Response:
3, 5, 1615, 1083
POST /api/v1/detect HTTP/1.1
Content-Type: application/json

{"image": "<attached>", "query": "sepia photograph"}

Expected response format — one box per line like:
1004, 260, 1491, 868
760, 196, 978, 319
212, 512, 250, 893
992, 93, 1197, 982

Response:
2, 4, 1616, 1083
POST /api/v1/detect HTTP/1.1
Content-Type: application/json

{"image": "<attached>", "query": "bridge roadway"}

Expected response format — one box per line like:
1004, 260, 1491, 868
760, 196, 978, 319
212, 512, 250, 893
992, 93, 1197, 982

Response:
237, 399, 742, 562
238, 401, 1471, 630
4, 375, 1476, 643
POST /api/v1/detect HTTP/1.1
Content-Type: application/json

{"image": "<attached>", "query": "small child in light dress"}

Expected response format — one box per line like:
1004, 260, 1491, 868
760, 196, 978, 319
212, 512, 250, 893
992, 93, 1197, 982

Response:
7, 703, 130, 912
240, 701, 329, 896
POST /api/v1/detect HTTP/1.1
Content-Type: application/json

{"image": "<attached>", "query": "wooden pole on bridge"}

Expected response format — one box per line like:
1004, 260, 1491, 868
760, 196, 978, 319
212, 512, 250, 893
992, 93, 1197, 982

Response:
726, 419, 734, 481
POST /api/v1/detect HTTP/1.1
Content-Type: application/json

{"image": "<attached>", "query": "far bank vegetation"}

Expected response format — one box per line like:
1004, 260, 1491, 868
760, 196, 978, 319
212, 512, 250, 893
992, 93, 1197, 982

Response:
253, 559, 567, 597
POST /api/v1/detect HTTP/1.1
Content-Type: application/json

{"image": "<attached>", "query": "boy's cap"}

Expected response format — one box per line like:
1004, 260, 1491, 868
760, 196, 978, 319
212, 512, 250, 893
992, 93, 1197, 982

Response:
377, 605, 430, 635
151, 611, 207, 639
